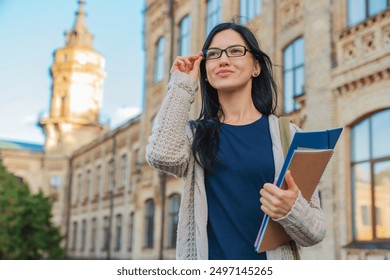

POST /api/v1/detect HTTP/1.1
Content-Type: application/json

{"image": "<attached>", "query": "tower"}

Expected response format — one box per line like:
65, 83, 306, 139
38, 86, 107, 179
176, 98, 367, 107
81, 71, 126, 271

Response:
39, 0, 106, 156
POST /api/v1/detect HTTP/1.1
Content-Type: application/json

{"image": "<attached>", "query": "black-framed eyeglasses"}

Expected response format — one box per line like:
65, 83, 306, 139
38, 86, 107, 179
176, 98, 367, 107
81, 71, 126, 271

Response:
202, 45, 251, 60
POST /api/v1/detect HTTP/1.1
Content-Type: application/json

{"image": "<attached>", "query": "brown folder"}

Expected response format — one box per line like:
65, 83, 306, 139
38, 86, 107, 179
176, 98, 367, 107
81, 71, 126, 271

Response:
257, 149, 333, 252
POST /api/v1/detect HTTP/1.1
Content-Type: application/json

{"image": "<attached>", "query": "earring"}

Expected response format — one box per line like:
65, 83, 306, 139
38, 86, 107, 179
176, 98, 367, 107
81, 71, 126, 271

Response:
252, 72, 259, 77
205, 78, 208, 81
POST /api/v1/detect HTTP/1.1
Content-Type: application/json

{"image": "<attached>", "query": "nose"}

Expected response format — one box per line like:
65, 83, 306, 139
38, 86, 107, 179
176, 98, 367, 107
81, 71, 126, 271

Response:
219, 50, 230, 65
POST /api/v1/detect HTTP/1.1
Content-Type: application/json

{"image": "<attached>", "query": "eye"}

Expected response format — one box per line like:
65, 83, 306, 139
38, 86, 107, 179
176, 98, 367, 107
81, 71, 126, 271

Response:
206, 49, 220, 59
228, 46, 245, 55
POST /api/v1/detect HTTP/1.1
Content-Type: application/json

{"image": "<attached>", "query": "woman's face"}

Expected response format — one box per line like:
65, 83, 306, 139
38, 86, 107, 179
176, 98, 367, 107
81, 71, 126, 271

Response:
205, 29, 260, 93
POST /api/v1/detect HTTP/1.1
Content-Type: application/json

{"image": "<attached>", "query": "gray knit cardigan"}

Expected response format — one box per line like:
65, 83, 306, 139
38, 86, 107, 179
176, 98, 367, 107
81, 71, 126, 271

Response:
146, 72, 326, 260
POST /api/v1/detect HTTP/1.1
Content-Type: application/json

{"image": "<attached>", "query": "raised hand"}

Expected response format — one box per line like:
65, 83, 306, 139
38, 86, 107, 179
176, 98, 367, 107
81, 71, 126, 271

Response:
170, 52, 203, 81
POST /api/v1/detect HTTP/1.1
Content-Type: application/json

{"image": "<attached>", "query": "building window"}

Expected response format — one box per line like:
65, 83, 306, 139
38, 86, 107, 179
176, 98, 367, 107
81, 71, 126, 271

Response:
179, 15, 191, 56
115, 214, 122, 251
108, 159, 114, 192
351, 109, 390, 242
72, 221, 78, 251
206, 0, 221, 35
95, 164, 102, 197
128, 212, 135, 252
240, 0, 262, 24
76, 173, 82, 203
85, 169, 92, 200
102, 216, 109, 251
50, 175, 61, 189
167, 194, 181, 248
81, 219, 87, 251
90, 218, 97, 252
347, 0, 389, 26
120, 154, 127, 189
154, 37, 165, 83
144, 199, 155, 248
283, 37, 304, 113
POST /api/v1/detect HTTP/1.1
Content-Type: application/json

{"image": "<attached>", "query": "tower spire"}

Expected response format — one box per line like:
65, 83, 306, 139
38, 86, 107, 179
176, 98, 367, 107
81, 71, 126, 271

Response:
65, 0, 94, 47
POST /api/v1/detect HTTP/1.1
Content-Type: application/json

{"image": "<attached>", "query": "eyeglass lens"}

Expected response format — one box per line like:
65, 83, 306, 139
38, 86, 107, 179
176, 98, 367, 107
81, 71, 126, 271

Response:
204, 45, 246, 60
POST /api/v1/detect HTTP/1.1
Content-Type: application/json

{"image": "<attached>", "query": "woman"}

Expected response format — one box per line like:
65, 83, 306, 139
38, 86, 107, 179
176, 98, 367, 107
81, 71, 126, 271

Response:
146, 22, 326, 260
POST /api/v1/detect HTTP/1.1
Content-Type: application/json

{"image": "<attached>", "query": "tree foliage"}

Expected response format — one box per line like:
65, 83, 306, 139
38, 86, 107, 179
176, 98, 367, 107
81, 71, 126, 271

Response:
0, 160, 64, 259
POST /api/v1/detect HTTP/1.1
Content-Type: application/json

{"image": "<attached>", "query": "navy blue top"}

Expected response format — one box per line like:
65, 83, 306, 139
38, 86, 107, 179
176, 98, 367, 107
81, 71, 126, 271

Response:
205, 115, 274, 260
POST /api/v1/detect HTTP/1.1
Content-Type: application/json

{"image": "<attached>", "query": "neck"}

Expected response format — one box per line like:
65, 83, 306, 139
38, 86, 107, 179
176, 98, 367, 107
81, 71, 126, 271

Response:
218, 88, 261, 125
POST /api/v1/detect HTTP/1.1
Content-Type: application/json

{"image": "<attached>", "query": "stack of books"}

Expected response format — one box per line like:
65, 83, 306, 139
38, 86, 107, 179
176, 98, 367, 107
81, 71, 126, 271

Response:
254, 127, 343, 253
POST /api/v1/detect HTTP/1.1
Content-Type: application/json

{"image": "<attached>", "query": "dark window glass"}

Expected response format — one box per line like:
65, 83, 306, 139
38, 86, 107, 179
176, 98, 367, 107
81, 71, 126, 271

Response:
115, 215, 122, 250
128, 212, 135, 251
81, 220, 87, 251
144, 199, 155, 248
102, 217, 109, 251
167, 194, 181, 248
90, 218, 97, 251
72, 222, 78, 251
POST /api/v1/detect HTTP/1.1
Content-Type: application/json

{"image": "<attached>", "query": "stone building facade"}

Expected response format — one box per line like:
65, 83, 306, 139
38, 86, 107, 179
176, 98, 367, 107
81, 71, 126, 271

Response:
1, 0, 389, 260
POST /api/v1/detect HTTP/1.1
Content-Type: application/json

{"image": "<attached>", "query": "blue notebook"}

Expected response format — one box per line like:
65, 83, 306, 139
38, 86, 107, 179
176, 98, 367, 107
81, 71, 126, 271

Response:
254, 127, 343, 253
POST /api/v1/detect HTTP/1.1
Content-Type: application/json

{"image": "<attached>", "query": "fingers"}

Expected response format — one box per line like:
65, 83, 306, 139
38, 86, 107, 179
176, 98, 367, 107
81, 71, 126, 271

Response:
285, 170, 298, 192
259, 175, 299, 219
170, 53, 203, 78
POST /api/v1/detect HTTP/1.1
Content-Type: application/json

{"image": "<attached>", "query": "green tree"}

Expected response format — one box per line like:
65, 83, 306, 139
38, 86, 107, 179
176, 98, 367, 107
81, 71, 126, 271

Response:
0, 160, 64, 259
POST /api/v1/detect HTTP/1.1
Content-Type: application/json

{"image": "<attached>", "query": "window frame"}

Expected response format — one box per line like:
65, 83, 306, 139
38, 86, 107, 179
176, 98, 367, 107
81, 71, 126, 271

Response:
347, 0, 390, 27
154, 36, 165, 83
178, 15, 191, 56
167, 193, 181, 248
206, 0, 221, 35
240, 0, 262, 24
350, 109, 390, 246
144, 199, 155, 248
115, 214, 122, 251
128, 212, 135, 252
90, 217, 97, 252
283, 37, 305, 114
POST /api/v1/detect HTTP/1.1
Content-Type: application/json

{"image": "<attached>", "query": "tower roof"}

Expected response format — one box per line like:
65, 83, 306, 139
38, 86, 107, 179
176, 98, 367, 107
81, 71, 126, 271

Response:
65, 0, 94, 48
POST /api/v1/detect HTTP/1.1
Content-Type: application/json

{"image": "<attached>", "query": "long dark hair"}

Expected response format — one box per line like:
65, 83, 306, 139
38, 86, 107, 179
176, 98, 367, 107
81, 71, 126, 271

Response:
189, 22, 278, 172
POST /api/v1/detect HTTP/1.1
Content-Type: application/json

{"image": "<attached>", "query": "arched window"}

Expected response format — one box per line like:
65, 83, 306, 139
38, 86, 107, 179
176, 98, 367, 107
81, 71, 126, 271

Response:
351, 109, 390, 243
206, 0, 221, 35
179, 16, 191, 56
283, 37, 304, 113
154, 37, 165, 83
144, 199, 155, 248
240, 0, 262, 24
167, 194, 181, 248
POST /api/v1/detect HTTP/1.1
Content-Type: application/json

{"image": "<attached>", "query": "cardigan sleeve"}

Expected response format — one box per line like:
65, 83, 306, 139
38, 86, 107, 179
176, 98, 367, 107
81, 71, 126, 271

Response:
145, 72, 198, 178
273, 122, 327, 247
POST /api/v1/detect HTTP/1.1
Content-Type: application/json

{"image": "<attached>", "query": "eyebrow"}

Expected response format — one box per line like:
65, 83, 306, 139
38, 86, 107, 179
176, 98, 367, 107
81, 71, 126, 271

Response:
207, 44, 248, 49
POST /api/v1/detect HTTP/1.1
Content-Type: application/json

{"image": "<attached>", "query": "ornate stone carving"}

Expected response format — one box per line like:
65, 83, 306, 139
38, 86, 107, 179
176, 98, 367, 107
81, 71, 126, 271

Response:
280, 0, 304, 32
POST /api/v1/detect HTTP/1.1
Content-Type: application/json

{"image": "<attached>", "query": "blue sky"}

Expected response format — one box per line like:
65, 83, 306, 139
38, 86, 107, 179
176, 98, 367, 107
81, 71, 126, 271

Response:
0, 0, 145, 144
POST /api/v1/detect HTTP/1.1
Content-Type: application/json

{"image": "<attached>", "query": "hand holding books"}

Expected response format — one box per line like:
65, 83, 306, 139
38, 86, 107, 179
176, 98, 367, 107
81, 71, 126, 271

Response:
260, 170, 299, 219
254, 127, 343, 253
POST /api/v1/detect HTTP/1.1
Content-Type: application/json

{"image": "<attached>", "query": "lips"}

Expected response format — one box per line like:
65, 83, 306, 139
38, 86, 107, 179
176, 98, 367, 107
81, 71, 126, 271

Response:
216, 70, 233, 77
